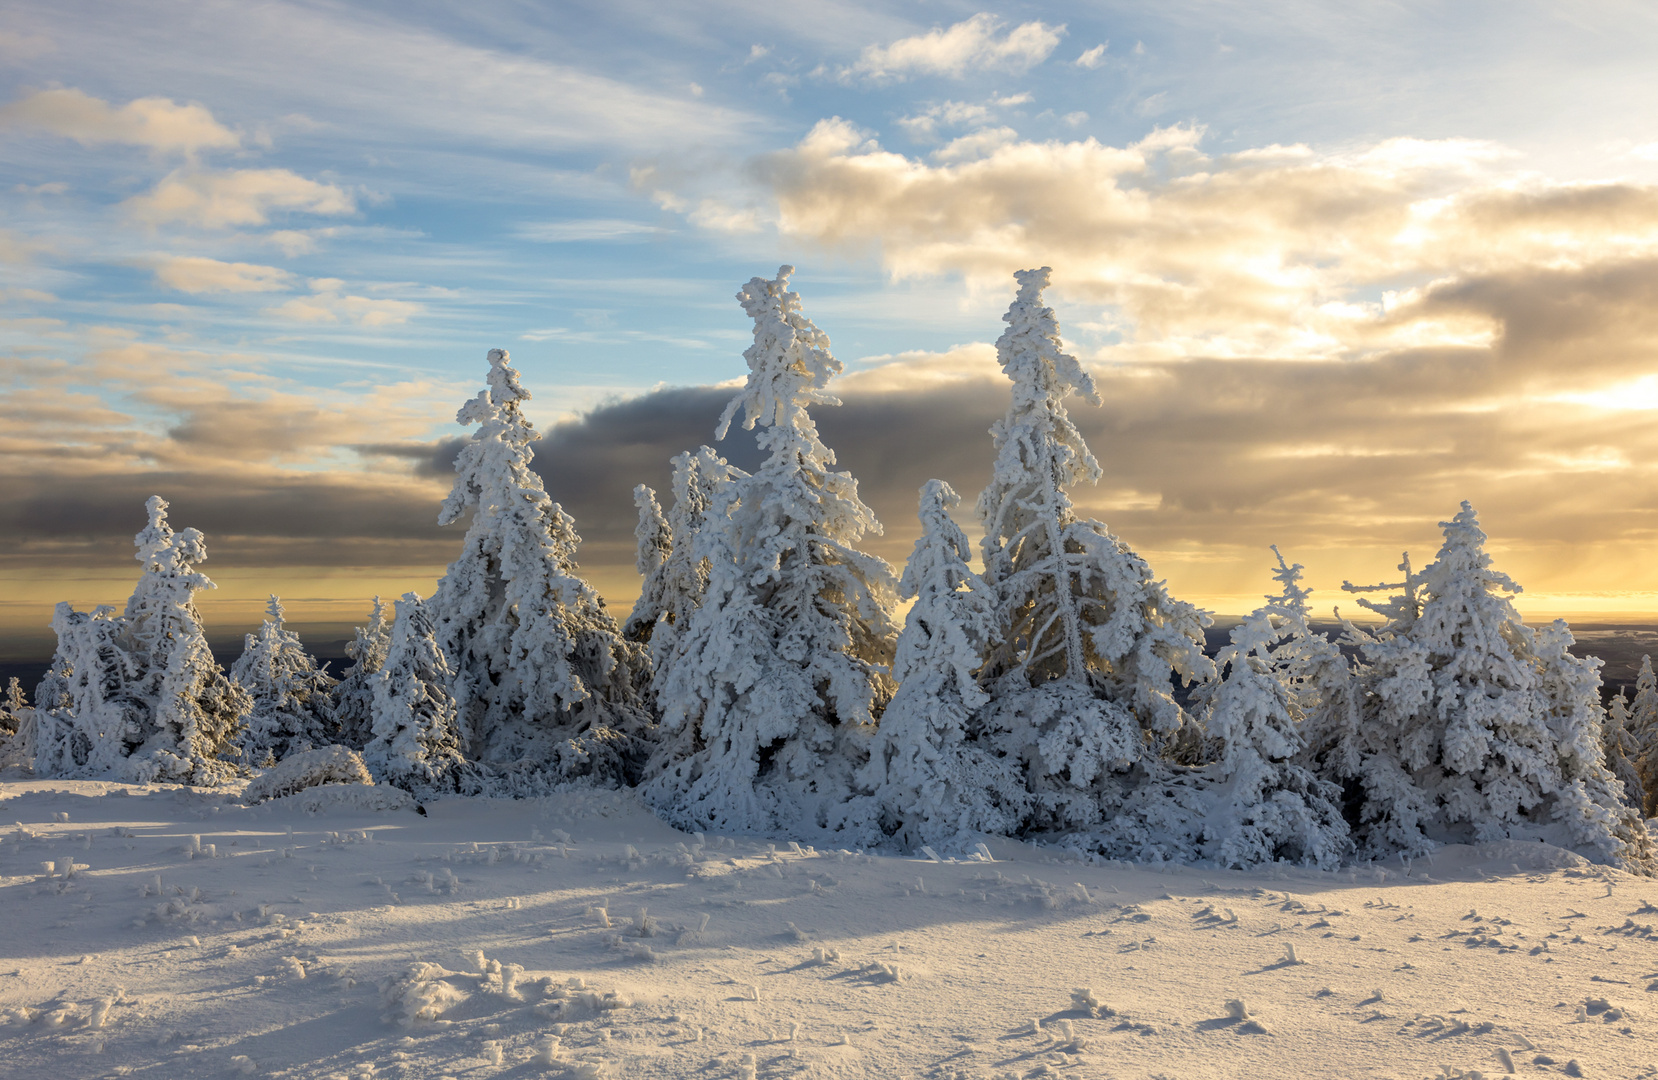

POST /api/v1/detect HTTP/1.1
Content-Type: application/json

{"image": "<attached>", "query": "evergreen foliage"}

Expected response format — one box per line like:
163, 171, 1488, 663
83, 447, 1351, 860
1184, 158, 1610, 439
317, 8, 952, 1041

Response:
332, 597, 391, 749
363, 592, 466, 794
859, 480, 1023, 848
972, 268, 1213, 839
429, 348, 651, 784
1328, 503, 1651, 869
231, 595, 338, 764
625, 447, 746, 706
31, 497, 248, 785
643, 267, 899, 836
1602, 690, 1646, 812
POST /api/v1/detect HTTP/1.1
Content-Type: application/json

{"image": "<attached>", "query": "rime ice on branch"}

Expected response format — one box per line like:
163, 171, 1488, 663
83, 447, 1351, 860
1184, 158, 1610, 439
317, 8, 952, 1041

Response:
1329, 502, 1652, 869
644, 266, 899, 836
425, 349, 650, 786
32, 496, 248, 785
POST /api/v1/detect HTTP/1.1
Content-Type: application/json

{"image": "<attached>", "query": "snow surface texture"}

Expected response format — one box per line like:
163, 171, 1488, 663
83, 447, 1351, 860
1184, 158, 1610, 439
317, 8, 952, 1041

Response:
1, 777, 1653, 1080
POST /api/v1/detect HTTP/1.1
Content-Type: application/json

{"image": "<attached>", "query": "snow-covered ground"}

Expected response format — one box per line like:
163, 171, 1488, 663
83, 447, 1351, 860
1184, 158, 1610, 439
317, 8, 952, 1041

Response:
2, 776, 1654, 1080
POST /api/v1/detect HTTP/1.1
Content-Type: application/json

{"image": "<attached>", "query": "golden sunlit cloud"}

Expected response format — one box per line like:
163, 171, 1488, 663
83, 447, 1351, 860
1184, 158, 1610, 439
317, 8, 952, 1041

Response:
124, 168, 356, 229
0, 88, 239, 153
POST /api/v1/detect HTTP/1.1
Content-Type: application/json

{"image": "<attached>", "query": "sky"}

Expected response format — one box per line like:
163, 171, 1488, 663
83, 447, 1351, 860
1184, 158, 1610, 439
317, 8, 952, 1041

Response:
5, 0, 1658, 655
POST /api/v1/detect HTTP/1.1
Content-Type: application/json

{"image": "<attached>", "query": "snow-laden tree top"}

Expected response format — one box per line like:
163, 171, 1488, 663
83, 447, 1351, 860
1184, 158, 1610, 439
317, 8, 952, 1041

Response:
717, 266, 843, 452
440, 348, 539, 529
978, 265, 1102, 535
123, 495, 216, 662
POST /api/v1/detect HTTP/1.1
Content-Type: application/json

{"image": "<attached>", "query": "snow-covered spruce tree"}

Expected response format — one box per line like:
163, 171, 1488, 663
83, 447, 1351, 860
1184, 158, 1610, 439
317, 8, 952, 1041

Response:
0, 677, 24, 741
1630, 655, 1658, 817
29, 604, 136, 777
625, 447, 747, 707
643, 266, 899, 837
363, 592, 466, 794
972, 268, 1213, 845
31, 497, 248, 784
858, 480, 1024, 849
1602, 690, 1646, 812
331, 597, 391, 750
1335, 502, 1652, 869
231, 595, 338, 765
1154, 550, 1351, 869
430, 348, 650, 786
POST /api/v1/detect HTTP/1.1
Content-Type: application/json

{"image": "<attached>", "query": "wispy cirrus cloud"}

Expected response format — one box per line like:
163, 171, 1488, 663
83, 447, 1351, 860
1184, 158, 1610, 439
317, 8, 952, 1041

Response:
842, 13, 1065, 82
263, 279, 421, 326
150, 255, 294, 294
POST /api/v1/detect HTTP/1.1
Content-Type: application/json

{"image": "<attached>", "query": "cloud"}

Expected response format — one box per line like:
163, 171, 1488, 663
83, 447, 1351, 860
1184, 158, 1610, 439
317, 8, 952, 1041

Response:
124, 169, 356, 229
0, 29, 54, 59
742, 122, 1658, 367
0, 228, 43, 265
896, 93, 1032, 140
150, 255, 294, 294
264, 279, 422, 326
933, 126, 1019, 163
1075, 44, 1107, 69
516, 219, 666, 242
844, 13, 1064, 81
0, 88, 239, 154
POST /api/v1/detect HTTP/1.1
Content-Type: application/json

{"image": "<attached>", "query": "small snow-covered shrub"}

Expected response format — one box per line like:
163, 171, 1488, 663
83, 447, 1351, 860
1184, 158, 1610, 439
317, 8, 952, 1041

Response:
231, 595, 337, 765
244, 745, 374, 804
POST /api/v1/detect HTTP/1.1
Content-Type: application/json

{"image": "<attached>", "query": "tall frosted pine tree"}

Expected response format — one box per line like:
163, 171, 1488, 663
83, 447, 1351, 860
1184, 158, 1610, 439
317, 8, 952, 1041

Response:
643, 266, 899, 836
428, 349, 651, 786
974, 268, 1213, 837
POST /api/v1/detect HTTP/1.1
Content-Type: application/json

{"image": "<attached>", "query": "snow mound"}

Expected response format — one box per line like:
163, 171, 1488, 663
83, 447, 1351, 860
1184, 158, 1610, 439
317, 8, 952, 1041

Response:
264, 782, 416, 814
380, 962, 467, 1027
244, 745, 375, 803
